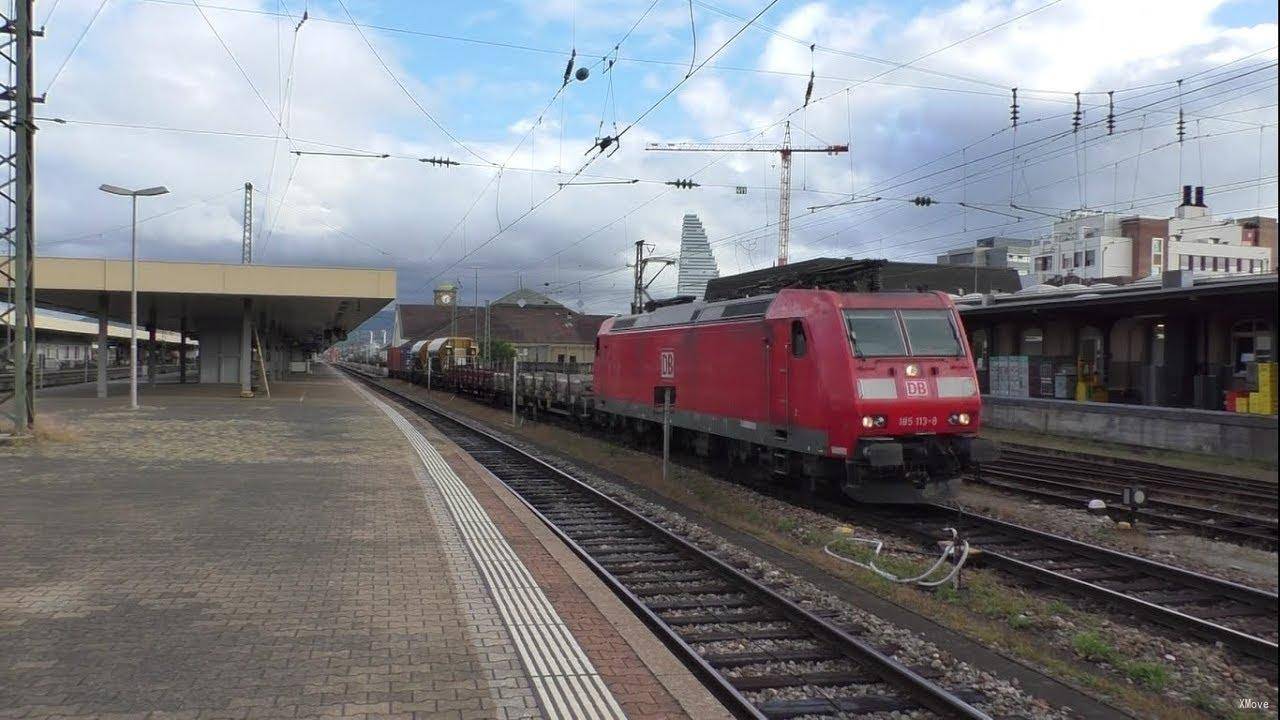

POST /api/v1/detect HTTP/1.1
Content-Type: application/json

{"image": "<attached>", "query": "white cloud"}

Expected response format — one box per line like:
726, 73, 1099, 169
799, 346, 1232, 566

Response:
31, 0, 1279, 315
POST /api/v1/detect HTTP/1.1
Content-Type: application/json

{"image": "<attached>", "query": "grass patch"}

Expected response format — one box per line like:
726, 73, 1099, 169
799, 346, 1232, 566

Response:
1072, 631, 1117, 662
1071, 632, 1170, 692
1123, 661, 1169, 692
1007, 613, 1034, 630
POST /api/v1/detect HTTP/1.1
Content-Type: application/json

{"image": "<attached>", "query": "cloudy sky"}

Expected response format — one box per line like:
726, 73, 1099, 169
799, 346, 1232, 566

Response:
34, 0, 1279, 313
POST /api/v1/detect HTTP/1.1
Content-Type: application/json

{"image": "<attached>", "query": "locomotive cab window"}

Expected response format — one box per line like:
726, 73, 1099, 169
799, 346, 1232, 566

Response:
900, 310, 964, 356
791, 321, 807, 357
843, 311, 906, 357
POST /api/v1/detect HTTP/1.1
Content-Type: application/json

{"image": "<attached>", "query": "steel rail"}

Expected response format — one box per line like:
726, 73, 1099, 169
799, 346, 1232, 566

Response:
998, 445, 1279, 497
969, 469, 1278, 550
875, 504, 1279, 663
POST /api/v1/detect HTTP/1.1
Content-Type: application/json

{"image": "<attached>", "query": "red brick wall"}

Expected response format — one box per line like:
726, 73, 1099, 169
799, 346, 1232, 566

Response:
1121, 217, 1170, 280
1246, 216, 1277, 269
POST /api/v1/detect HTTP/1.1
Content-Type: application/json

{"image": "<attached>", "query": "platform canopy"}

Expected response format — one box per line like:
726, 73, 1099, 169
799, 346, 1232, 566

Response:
33, 257, 395, 350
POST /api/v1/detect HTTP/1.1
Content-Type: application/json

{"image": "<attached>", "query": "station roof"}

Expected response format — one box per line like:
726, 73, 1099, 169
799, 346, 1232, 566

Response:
33, 257, 396, 349
956, 273, 1277, 319
2, 305, 186, 344
703, 257, 1021, 301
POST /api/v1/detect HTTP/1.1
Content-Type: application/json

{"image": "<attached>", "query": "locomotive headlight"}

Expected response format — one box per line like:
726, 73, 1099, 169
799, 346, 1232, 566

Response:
861, 415, 887, 429
904, 363, 920, 377
948, 412, 972, 426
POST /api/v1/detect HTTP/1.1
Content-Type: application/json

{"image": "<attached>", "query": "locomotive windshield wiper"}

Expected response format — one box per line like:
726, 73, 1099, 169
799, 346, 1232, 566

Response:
849, 331, 865, 359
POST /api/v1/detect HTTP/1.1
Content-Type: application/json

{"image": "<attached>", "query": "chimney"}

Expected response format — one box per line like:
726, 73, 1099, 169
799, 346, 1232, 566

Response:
1194, 185, 1205, 207
1181, 185, 1192, 206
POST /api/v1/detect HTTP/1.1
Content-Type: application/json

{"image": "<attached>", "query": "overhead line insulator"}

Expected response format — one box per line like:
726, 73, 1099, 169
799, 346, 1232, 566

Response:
420, 157, 459, 167
666, 178, 700, 189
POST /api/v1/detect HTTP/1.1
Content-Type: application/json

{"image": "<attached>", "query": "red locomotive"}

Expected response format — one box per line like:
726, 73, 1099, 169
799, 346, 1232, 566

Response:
386, 287, 996, 502
594, 288, 997, 501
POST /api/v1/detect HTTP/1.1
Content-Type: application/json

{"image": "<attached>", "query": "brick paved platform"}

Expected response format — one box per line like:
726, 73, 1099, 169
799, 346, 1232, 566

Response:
0, 366, 728, 720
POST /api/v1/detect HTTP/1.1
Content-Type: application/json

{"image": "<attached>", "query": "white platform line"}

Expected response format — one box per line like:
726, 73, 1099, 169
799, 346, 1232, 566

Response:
349, 381, 627, 720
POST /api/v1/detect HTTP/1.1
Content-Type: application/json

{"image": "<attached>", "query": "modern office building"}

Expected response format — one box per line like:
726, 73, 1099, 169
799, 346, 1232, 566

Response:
676, 213, 720, 300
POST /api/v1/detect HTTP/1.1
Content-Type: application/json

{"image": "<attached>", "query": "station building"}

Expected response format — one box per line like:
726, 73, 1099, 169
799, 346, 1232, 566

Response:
1027, 187, 1275, 285
957, 271, 1277, 461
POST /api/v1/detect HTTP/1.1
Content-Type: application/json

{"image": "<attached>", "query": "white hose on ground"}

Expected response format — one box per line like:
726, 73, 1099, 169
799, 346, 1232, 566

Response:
823, 526, 970, 587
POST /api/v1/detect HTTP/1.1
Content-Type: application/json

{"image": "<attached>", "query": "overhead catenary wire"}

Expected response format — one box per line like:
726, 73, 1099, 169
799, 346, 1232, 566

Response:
190, 0, 293, 144
41, 0, 110, 95
418, 0, 782, 290
331, 0, 491, 166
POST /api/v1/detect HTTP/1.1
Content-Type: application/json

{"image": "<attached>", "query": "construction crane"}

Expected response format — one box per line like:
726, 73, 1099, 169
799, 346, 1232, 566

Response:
646, 122, 848, 266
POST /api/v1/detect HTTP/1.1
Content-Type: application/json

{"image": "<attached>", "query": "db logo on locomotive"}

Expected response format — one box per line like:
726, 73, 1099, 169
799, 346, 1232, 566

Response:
904, 379, 929, 397
659, 349, 675, 379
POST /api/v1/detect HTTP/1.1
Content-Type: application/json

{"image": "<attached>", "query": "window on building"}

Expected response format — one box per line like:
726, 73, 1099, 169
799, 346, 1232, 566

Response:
1035, 256, 1053, 272
1020, 328, 1044, 356
1062, 254, 1071, 269
1237, 258, 1243, 272
1249, 259, 1256, 272
1199, 256, 1206, 270
1185, 255, 1194, 270
569, 355, 576, 364
1084, 249, 1096, 267
1073, 251, 1082, 268
1232, 319, 1272, 371
1212, 257, 1219, 271
557, 354, 565, 363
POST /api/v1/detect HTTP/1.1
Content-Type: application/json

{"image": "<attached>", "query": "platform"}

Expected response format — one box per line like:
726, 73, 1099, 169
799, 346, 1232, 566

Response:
981, 394, 1278, 464
0, 366, 728, 720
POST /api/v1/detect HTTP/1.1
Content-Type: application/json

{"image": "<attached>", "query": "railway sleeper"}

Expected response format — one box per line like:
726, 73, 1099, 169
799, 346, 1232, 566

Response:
756, 693, 922, 720
680, 627, 812, 644
630, 582, 735, 597
703, 648, 837, 668
659, 609, 779, 625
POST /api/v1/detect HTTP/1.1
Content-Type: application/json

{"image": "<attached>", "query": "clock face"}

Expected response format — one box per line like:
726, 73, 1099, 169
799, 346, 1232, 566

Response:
440, 294, 452, 304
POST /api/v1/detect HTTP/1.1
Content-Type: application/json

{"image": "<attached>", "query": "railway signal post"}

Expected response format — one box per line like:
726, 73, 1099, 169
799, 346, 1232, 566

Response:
661, 387, 673, 484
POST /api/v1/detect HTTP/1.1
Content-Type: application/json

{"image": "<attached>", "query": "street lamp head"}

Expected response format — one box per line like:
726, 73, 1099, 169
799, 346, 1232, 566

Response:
99, 184, 170, 197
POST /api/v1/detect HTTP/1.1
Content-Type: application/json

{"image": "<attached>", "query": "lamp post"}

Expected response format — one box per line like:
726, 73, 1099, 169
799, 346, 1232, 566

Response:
98, 184, 169, 409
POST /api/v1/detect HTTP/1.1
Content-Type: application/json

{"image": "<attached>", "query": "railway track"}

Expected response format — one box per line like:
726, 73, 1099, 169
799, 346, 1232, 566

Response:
971, 448, 1278, 549
854, 504, 1279, 664
341, 365, 1278, 667
340, 366, 993, 720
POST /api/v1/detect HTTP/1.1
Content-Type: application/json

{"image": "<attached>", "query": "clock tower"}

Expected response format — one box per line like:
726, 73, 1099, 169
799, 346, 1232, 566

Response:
434, 283, 458, 306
